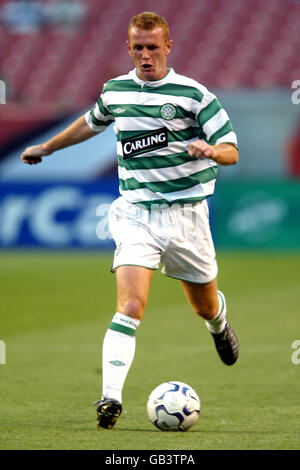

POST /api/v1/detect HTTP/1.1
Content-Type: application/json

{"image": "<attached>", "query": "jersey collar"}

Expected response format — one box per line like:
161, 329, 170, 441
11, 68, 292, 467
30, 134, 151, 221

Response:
130, 67, 175, 87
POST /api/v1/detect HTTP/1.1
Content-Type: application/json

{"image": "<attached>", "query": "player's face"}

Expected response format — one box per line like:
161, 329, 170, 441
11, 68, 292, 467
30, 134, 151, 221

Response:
127, 27, 172, 81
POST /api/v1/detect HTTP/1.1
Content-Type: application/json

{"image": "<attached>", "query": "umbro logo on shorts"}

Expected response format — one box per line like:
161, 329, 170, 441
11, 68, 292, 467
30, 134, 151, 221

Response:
121, 127, 168, 159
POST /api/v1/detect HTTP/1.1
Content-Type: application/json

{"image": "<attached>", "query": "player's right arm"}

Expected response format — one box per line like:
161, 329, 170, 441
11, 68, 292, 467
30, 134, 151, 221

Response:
21, 115, 97, 165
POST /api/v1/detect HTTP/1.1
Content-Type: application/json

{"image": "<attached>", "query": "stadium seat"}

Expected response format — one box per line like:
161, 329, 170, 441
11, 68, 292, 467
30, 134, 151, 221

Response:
0, 0, 299, 106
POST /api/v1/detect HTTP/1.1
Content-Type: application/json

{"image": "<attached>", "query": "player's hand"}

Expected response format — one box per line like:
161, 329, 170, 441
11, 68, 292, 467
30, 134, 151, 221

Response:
21, 144, 51, 165
188, 140, 216, 160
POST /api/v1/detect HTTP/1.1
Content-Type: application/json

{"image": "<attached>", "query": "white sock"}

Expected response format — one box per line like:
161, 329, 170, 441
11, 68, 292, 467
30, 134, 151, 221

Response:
101, 312, 140, 403
205, 291, 227, 334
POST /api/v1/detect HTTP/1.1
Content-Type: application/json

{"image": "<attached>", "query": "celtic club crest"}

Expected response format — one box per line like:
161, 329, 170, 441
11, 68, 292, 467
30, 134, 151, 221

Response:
160, 103, 176, 120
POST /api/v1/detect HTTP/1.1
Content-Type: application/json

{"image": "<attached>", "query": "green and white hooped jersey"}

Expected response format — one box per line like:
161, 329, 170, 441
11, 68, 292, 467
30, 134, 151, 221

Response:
85, 68, 238, 208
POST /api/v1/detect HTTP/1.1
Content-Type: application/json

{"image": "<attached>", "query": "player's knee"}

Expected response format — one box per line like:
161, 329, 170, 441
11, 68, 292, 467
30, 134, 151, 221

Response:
119, 298, 146, 321
195, 305, 218, 321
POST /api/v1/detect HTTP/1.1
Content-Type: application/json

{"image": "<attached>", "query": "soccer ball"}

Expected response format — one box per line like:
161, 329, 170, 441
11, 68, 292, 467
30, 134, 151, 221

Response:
146, 381, 201, 431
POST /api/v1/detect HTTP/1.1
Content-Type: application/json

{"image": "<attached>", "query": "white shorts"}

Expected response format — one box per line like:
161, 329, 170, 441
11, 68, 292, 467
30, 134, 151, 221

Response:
108, 196, 218, 284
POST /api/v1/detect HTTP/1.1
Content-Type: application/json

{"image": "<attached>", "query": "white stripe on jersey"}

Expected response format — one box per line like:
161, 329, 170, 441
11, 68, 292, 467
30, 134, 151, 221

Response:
120, 179, 216, 204
118, 159, 217, 183
115, 116, 196, 132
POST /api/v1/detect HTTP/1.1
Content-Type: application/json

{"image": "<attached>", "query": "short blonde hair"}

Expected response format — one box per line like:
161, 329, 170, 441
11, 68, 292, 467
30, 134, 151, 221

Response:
128, 11, 170, 42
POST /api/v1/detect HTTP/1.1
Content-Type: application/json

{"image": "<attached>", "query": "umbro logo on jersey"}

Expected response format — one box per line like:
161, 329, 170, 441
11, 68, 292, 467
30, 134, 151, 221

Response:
114, 107, 126, 114
122, 127, 168, 159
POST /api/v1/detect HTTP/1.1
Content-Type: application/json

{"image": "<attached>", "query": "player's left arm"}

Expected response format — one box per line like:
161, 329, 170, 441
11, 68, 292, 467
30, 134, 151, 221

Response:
188, 141, 239, 166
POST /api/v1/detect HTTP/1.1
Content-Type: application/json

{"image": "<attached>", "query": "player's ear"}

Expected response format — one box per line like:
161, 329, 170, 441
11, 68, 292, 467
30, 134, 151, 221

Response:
126, 40, 132, 56
165, 39, 172, 56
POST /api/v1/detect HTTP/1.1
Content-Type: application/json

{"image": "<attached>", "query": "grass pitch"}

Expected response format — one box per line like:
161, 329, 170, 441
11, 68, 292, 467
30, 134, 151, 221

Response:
0, 251, 300, 450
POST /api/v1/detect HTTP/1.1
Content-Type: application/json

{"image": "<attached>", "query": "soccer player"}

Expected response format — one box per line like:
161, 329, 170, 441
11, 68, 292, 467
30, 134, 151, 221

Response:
21, 12, 239, 430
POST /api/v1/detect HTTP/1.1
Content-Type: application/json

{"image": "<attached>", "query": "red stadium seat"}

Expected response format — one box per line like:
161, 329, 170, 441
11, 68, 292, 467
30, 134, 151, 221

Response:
0, 0, 299, 106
